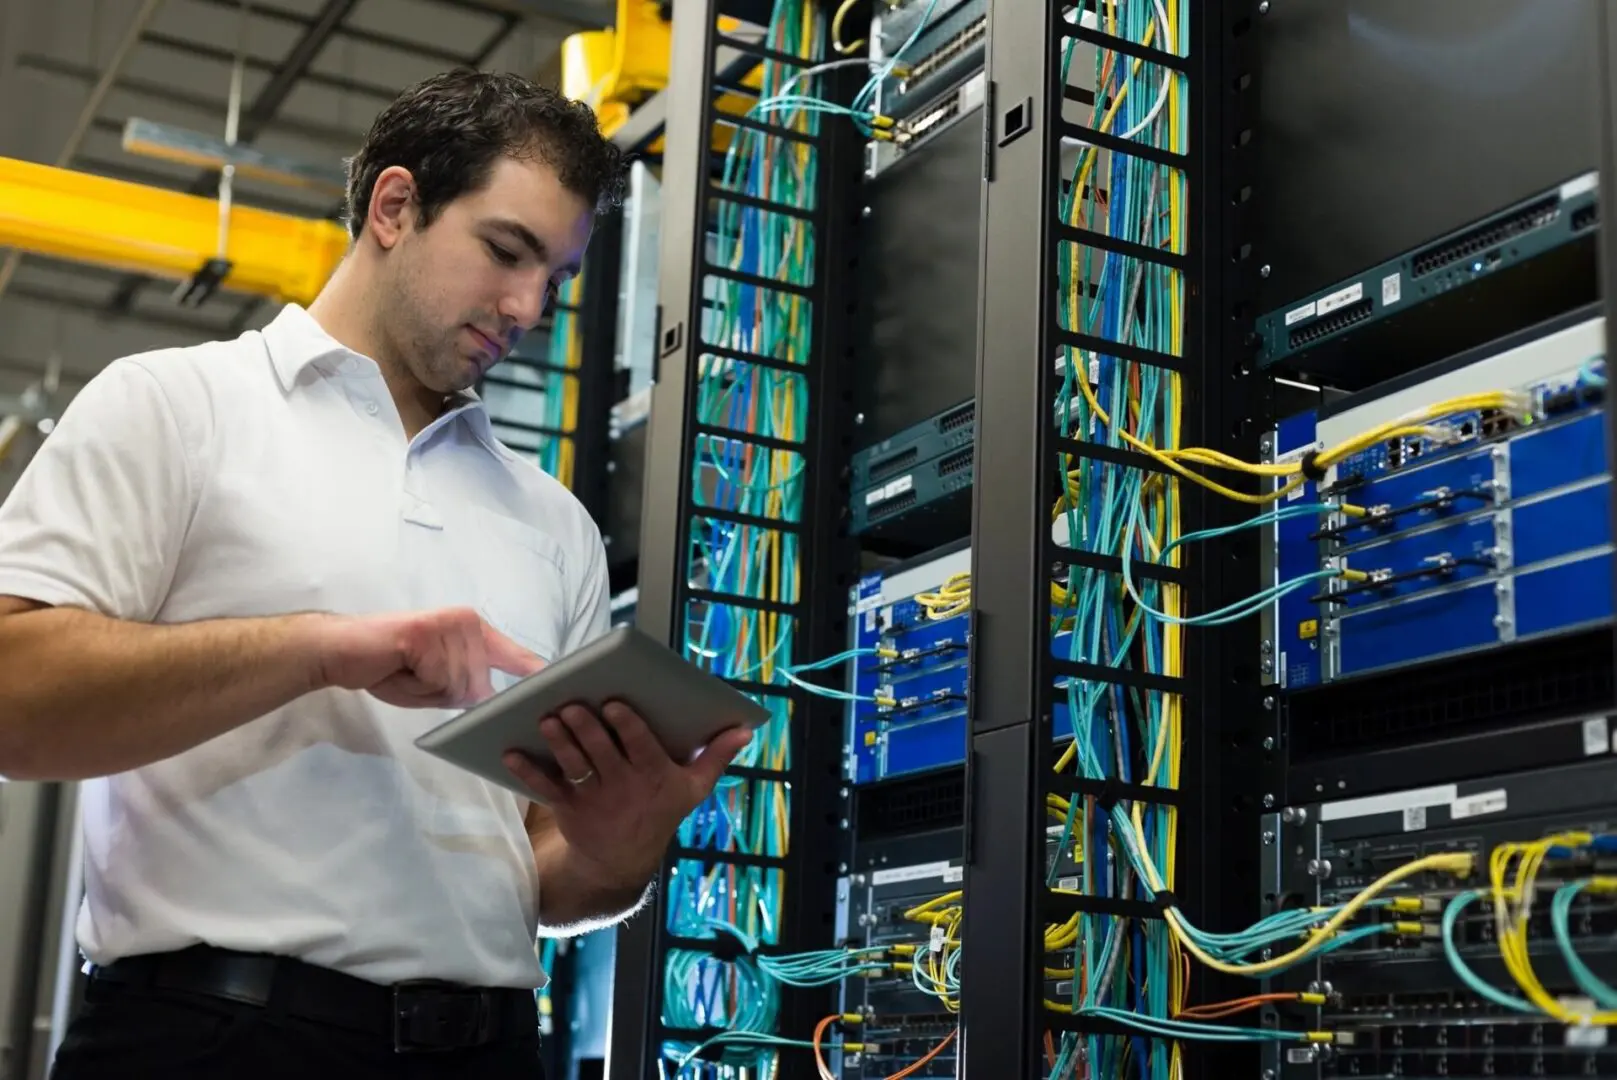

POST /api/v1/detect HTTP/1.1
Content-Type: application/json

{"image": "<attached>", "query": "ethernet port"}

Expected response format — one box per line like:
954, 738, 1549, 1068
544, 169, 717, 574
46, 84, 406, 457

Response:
1480, 409, 1516, 438
1459, 420, 1476, 438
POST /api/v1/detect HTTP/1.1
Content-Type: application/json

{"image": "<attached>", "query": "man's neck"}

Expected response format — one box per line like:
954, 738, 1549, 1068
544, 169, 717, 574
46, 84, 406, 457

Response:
306, 266, 442, 439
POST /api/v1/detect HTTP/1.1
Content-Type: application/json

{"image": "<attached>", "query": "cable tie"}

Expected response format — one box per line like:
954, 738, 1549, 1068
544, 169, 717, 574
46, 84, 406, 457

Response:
1096, 776, 1124, 811
1298, 450, 1327, 483
704, 934, 749, 963
1152, 889, 1178, 913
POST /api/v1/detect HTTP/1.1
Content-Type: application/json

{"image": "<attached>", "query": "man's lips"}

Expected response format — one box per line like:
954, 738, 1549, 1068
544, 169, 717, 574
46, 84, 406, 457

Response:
468, 326, 503, 358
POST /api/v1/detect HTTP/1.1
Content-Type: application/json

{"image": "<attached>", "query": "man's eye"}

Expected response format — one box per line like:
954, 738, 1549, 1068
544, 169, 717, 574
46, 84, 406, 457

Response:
486, 242, 518, 266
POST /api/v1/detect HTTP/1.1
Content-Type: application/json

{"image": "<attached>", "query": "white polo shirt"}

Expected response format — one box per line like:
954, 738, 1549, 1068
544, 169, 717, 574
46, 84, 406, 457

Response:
0, 303, 610, 989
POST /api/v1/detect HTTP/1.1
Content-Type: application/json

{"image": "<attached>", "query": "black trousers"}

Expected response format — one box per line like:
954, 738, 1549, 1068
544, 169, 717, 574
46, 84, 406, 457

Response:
49, 968, 546, 1080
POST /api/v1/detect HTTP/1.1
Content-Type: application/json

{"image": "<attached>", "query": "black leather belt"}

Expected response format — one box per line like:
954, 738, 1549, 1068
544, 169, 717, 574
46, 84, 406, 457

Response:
90, 946, 538, 1053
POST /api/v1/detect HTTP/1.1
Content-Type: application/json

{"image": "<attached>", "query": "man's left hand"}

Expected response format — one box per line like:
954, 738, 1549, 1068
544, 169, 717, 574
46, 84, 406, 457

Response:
502, 702, 752, 891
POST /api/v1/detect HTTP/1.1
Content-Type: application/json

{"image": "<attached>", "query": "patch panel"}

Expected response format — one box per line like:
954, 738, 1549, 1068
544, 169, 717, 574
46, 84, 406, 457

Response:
1269, 312, 1612, 690
1260, 758, 1617, 1080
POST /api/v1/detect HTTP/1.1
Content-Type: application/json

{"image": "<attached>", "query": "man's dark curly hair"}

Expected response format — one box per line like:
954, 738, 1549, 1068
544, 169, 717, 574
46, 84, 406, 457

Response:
343, 69, 627, 239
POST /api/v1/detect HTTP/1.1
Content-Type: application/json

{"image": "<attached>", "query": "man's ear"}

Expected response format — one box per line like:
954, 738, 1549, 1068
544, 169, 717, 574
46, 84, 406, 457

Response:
367, 166, 417, 250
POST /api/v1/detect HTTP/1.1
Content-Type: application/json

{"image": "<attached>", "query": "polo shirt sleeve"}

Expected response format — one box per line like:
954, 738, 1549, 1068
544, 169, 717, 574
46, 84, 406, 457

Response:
0, 358, 194, 622
560, 523, 611, 654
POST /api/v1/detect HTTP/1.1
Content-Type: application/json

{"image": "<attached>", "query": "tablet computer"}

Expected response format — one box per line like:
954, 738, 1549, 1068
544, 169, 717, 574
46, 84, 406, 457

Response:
413, 623, 771, 801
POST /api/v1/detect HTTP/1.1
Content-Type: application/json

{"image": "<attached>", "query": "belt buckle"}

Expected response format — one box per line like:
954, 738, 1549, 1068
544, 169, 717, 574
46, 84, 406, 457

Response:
392, 980, 493, 1054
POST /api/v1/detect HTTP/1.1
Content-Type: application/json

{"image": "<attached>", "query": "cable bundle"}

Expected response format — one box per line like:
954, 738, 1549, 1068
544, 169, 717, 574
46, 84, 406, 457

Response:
1045, 2, 1189, 1076
665, 0, 827, 1074
536, 273, 584, 485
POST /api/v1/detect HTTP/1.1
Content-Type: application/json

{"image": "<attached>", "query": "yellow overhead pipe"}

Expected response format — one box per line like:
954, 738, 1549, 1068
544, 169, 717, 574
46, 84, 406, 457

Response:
563, 0, 766, 154
0, 155, 349, 307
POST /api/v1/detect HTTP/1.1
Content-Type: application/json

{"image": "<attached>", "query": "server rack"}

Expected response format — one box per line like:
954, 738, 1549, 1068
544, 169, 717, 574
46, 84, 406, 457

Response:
959, 1, 1267, 1074
606, 2, 865, 1075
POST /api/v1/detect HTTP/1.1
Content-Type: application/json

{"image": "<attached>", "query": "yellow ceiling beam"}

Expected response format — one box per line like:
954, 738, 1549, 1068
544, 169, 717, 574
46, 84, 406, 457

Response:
0, 156, 349, 307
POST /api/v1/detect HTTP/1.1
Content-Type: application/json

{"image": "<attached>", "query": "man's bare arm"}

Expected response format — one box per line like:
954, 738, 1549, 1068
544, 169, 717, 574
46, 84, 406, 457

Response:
526, 802, 654, 934
0, 598, 544, 782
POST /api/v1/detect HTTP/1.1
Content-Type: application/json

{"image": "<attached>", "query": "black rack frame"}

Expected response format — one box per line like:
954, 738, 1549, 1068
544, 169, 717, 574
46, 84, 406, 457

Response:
606, 2, 865, 1076
1600, 4, 1617, 673
571, 208, 626, 527
959, 1, 1267, 1073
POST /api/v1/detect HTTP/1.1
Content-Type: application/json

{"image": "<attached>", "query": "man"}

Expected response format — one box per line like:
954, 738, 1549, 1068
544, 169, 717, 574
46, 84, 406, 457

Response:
0, 70, 749, 1079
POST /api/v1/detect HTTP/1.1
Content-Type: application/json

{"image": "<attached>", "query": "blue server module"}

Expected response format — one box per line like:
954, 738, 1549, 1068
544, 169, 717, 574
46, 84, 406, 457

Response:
1267, 311, 1611, 690
845, 543, 975, 784
844, 543, 1076, 783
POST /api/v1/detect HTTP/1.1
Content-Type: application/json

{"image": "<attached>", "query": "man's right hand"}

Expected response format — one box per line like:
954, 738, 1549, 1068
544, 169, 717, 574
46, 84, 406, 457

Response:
313, 607, 546, 709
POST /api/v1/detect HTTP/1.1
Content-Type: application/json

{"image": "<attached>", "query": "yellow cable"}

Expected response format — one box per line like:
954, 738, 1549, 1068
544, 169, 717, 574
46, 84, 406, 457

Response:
831, 0, 864, 53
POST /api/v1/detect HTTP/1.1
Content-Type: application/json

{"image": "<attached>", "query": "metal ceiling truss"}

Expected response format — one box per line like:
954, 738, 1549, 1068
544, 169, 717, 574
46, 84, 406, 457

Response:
100, 0, 523, 323
5, 0, 565, 336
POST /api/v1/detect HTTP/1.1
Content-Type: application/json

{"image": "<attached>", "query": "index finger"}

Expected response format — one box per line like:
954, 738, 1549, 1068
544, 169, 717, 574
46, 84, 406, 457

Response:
481, 621, 546, 678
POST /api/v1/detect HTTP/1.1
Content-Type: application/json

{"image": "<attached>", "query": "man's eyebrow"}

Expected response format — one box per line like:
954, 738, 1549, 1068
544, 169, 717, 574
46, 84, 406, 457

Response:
486, 218, 546, 260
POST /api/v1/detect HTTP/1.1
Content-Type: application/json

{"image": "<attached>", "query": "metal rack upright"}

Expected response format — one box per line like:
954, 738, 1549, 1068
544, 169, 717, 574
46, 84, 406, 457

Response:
959, 1, 1268, 1074
607, 1, 865, 1076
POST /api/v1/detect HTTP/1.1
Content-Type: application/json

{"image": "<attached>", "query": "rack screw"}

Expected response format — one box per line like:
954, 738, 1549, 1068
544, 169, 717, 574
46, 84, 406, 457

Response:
1263, 696, 1275, 711
1262, 793, 1275, 808
1281, 807, 1307, 825
855, 412, 866, 425
1259, 435, 1273, 453
839, 862, 849, 873
1258, 0, 1270, 12
1260, 658, 1274, 674
1262, 736, 1275, 750
839, 818, 850, 830
1262, 830, 1275, 845
1261, 639, 1273, 655
1260, 264, 1272, 278
853, 873, 866, 885
861, 206, 872, 218
1307, 858, 1333, 879
1263, 1071, 1276, 1080
839, 787, 849, 799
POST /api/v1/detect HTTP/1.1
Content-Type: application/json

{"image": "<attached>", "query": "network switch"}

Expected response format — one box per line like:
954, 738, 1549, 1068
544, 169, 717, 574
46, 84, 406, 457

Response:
1261, 758, 1617, 1080
1256, 173, 1600, 388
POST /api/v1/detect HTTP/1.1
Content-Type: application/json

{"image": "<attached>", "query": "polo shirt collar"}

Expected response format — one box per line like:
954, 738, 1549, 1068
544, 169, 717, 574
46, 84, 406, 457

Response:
261, 303, 500, 450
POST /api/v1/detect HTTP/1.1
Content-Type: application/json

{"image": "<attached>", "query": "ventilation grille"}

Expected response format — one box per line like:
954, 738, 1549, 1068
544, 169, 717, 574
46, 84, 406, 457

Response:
1289, 626, 1615, 760
857, 770, 965, 837
939, 402, 975, 433
1288, 298, 1373, 350
937, 447, 974, 477
868, 446, 919, 482
869, 490, 918, 520
1411, 196, 1560, 277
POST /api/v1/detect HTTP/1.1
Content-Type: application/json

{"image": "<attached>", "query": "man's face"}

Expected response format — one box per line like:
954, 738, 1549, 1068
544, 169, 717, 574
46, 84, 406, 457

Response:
379, 155, 594, 394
